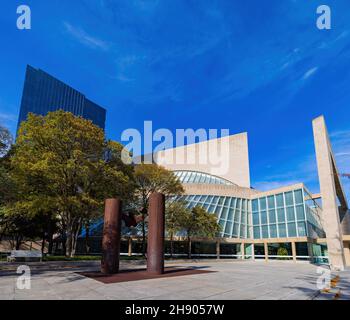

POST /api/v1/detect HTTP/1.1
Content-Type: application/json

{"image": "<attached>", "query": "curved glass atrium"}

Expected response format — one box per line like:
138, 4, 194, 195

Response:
173, 170, 235, 185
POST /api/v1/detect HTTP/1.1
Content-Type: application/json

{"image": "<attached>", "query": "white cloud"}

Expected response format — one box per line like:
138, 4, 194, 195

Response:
253, 180, 301, 192
302, 67, 318, 80
63, 22, 110, 51
0, 112, 17, 123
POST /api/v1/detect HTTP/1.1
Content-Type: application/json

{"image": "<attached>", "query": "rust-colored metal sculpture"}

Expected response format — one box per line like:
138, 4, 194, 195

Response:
147, 192, 165, 274
101, 198, 122, 274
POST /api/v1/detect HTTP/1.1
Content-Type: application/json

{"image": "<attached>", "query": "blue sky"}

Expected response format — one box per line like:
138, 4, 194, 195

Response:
0, 0, 350, 196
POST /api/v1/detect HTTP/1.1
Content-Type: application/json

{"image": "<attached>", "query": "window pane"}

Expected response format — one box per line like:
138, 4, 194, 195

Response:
219, 219, 225, 229
224, 197, 231, 206
226, 208, 234, 221
242, 199, 247, 211
260, 211, 267, 224
253, 212, 259, 225
241, 211, 247, 225
218, 197, 225, 205
234, 210, 240, 222
206, 195, 214, 203
252, 199, 258, 212
233, 223, 239, 236
221, 207, 229, 220
287, 222, 297, 237
254, 226, 261, 239
267, 196, 275, 209
199, 195, 207, 202
286, 207, 295, 221
240, 224, 246, 238
212, 196, 219, 204
295, 205, 305, 220
208, 204, 216, 213
297, 222, 306, 236
194, 195, 201, 201
276, 194, 284, 207
285, 191, 294, 206
269, 224, 277, 238
268, 209, 276, 223
277, 208, 285, 222
259, 198, 267, 210
278, 223, 287, 237
236, 198, 241, 209
294, 189, 303, 204
224, 222, 232, 234
261, 225, 268, 238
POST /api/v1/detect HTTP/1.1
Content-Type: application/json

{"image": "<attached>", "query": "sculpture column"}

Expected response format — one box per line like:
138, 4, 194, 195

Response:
101, 198, 122, 274
147, 192, 165, 274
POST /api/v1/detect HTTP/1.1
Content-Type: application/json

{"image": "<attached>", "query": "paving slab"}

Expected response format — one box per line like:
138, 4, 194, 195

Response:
0, 260, 349, 300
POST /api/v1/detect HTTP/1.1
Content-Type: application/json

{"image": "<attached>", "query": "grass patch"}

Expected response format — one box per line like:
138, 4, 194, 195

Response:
43, 255, 146, 262
44, 255, 102, 262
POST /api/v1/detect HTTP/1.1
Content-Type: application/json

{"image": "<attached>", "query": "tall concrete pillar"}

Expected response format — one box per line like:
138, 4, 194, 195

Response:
147, 192, 165, 274
101, 198, 122, 274
313, 116, 346, 271
128, 237, 132, 257
343, 242, 350, 267
291, 241, 297, 262
216, 240, 220, 260
264, 241, 269, 262
240, 242, 245, 260
251, 243, 255, 261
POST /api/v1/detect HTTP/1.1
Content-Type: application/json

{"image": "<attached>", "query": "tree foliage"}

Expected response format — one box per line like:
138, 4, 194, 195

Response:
133, 163, 184, 254
7, 111, 134, 256
0, 125, 13, 157
178, 205, 221, 258
165, 200, 190, 257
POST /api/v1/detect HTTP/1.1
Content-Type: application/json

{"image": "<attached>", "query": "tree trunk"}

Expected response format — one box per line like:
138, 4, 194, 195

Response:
188, 236, 192, 259
41, 234, 45, 254
65, 221, 82, 257
65, 225, 75, 257
48, 236, 53, 255
141, 215, 146, 256
47, 219, 54, 254
15, 235, 23, 250
85, 223, 90, 254
170, 233, 174, 258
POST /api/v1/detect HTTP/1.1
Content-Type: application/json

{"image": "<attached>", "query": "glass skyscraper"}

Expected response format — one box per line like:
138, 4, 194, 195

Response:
17, 65, 106, 130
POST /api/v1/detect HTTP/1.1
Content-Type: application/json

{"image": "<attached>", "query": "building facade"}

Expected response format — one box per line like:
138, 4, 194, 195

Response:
154, 116, 350, 271
17, 65, 106, 130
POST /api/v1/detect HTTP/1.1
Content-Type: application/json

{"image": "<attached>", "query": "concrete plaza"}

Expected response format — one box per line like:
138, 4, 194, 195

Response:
0, 260, 349, 300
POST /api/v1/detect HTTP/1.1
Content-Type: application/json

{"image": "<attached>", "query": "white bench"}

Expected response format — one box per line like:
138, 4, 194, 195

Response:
7, 250, 42, 262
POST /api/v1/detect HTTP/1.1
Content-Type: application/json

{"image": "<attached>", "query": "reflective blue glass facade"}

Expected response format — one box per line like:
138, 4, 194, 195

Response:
17, 65, 106, 130
174, 170, 235, 185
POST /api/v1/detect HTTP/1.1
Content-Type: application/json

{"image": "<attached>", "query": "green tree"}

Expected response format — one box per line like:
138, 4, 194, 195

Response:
165, 201, 190, 257
133, 163, 184, 254
9, 111, 134, 257
178, 205, 221, 259
277, 246, 289, 260
0, 125, 13, 157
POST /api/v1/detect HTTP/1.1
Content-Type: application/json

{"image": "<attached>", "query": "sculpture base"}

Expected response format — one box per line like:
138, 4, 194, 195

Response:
79, 267, 214, 284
